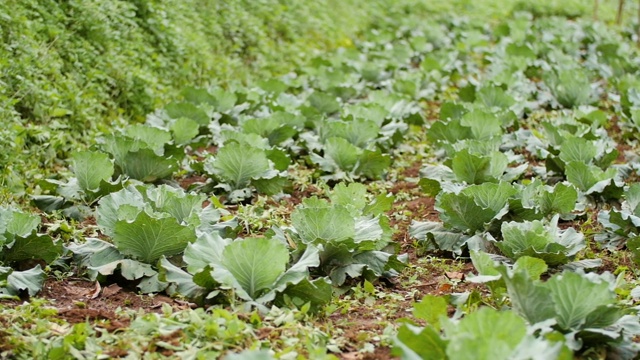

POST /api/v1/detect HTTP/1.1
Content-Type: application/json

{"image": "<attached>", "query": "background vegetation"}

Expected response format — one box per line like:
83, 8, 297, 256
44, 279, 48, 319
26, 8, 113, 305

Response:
0, 0, 629, 201
0, 0, 405, 198
4, 0, 640, 358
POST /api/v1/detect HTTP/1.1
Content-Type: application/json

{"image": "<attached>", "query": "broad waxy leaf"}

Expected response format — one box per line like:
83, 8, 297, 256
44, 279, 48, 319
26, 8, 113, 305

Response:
355, 149, 391, 179
159, 257, 207, 300
102, 135, 181, 182
460, 110, 502, 140
258, 245, 322, 304
113, 211, 196, 263
444, 307, 544, 360
0, 208, 62, 266
220, 131, 270, 149
559, 137, 597, 165
500, 263, 556, 324
251, 175, 288, 196
477, 85, 515, 109
427, 119, 473, 144
224, 350, 275, 360
321, 119, 379, 148
120, 148, 180, 182
437, 182, 515, 233
545, 69, 593, 108
291, 203, 355, 244
266, 148, 291, 172
243, 117, 280, 138
4, 265, 46, 297
546, 272, 615, 330
145, 185, 206, 225
323, 137, 361, 172
538, 183, 578, 215
329, 183, 368, 214
394, 324, 448, 360
0, 208, 40, 242
410, 221, 469, 254
181, 87, 217, 106
184, 232, 230, 275
464, 182, 517, 212
68, 238, 125, 281
165, 101, 210, 125
72, 151, 114, 193
207, 142, 270, 189
363, 192, 395, 216
277, 277, 333, 312
208, 88, 237, 112
171, 117, 200, 145
3, 232, 62, 264
486, 256, 632, 348
97, 186, 147, 237
413, 295, 448, 329
497, 216, 585, 265
451, 149, 508, 184
625, 183, 640, 215
125, 125, 172, 152
308, 92, 340, 114
565, 161, 617, 192
438, 192, 495, 233
91, 259, 157, 281
221, 237, 289, 300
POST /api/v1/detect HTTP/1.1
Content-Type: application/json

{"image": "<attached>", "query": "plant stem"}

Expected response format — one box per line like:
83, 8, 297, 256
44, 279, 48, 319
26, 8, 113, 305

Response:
617, 0, 626, 24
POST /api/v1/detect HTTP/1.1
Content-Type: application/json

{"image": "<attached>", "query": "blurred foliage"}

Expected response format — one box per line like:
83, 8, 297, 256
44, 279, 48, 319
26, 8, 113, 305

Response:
0, 0, 627, 202
0, 0, 406, 199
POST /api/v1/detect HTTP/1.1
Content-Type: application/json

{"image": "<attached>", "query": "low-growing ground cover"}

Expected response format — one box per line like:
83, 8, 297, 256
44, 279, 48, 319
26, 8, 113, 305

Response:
4, 0, 640, 359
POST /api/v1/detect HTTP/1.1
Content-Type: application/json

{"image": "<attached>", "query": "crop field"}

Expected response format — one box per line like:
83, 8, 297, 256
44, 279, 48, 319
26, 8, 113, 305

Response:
4, 0, 640, 359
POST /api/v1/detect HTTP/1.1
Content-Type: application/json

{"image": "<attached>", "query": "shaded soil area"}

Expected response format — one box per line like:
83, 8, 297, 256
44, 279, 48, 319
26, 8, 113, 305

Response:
3, 279, 195, 331
387, 179, 439, 258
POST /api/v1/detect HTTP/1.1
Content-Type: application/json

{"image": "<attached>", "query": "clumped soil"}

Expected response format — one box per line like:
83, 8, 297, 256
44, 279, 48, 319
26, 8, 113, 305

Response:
18, 279, 195, 330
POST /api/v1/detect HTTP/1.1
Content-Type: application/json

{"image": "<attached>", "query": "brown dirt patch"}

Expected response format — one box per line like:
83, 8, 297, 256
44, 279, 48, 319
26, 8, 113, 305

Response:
616, 142, 633, 164
286, 184, 323, 207
388, 181, 419, 195
399, 161, 422, 179
340, 346, 398, 360
178, 174, 208, 190
424, 100, 442, 121
327, 257, 484, 358
386, 180, 439, 257
27, 279, 194, 328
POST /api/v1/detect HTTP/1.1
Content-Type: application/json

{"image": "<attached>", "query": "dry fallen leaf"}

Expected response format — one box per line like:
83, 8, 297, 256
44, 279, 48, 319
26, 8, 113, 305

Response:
445, 271, 465, 281
90, 281, 102, 299
101, 284, 122, 298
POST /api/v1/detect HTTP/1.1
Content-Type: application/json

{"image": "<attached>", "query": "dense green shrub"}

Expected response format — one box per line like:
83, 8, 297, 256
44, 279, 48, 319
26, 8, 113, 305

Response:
0, 0, 398, 198
0, 0, 612, 201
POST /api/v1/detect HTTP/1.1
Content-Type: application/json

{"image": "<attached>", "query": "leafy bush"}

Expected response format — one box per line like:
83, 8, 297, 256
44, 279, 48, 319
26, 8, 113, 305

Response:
471, 254, 640, 355
496, 215, 585, 266
0, 208, 62, 297
543, 69, 594, 108
597, 183, 640, 251
0, 0, 408, 196
69, 184, 234, 292
394, 299, 565, 359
